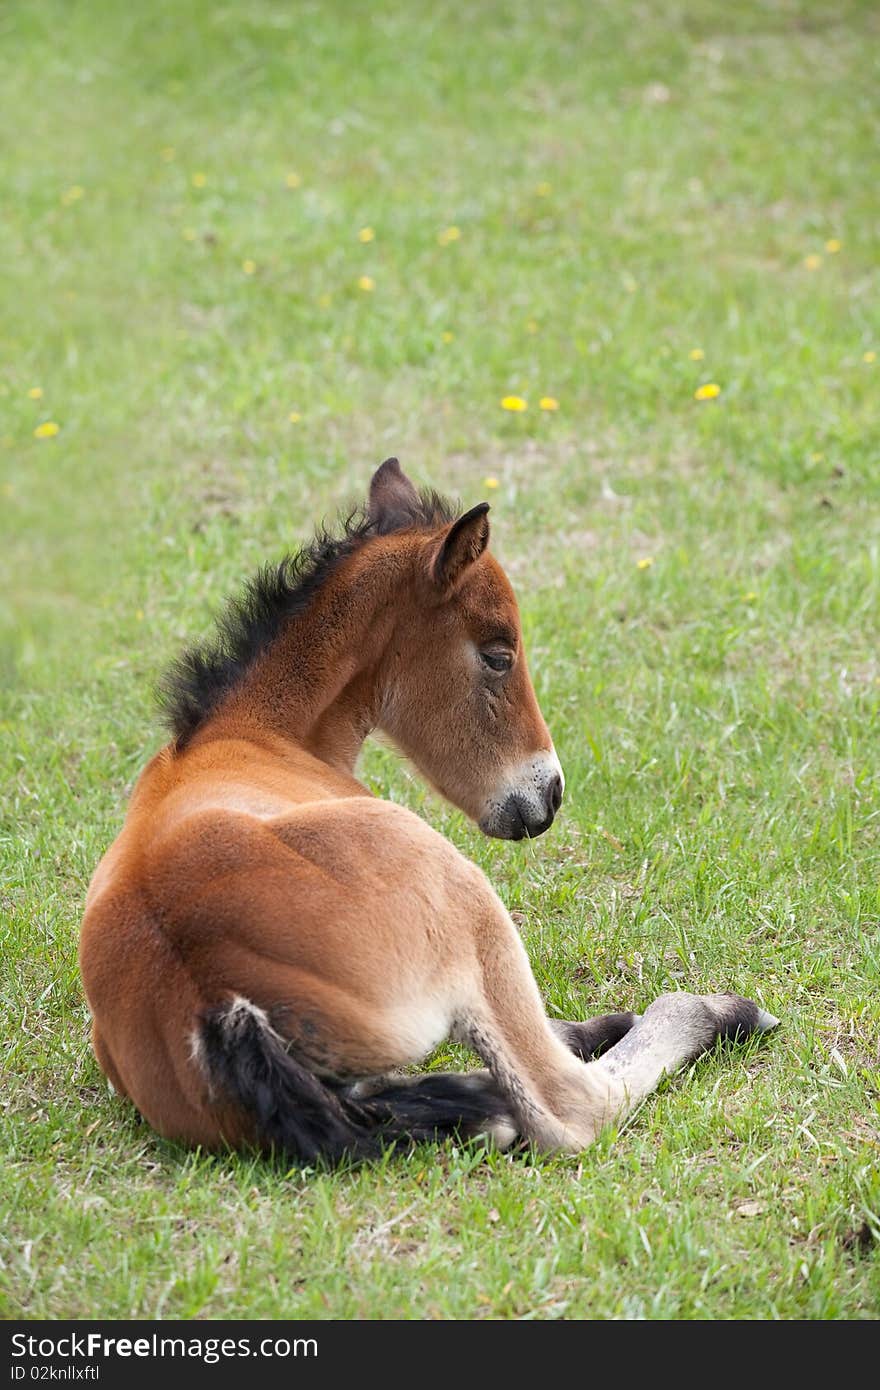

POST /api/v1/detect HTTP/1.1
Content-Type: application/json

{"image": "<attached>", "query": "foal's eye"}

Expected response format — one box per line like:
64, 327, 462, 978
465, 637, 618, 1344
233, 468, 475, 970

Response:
480, 649, 513, 674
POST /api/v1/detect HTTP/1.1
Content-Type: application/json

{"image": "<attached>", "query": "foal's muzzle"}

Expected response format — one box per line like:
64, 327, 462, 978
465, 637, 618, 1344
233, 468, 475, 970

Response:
479, 754, 565, 841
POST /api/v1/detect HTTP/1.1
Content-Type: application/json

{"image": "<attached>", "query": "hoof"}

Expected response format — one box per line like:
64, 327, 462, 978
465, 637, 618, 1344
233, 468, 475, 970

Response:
703, 993, 780, 1041
755, 1007, 780, 1032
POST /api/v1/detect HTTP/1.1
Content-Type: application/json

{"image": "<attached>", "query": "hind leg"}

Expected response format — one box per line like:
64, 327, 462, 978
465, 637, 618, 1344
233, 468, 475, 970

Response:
549, 1011, 639, 1060
349, 1070, 519, 1148
457, 890, 777, 1152
348, 1010, 639, 1148
353, 1008, 637, 1096
591, 991, 779, 1105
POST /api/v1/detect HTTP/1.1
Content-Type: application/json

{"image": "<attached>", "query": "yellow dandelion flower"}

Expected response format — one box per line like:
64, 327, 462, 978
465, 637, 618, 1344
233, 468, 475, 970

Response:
160, 146, 176, 162
441, 331, 454, 344
526, 319, 539, 334
689, 348, 704, 361
825, 239, 841, 254
539, 396, 559, 411
484, 476, 500, 489
135, 609, 144, 622
863, 350, 877, 364
182, 227, 197, 241
358, 226, 375, 243
34, 421, 60, 439
289, 411, 302, 424
242, 259, 256, 275
810, 452, 825, 463
285, 171, 302, 189
437, 225, 461, 246
803, 253, 822, 271
28, 387, 43, 400
191, 172, 207, 188
535, 182, 552, 197
357, 275, 375, 292
60, 185, 84, 206
636, 557, 654, 571
318, 292, 332, 308
694, 382, 721, 401
501, 395, 528, 412
742, 591, 758, 602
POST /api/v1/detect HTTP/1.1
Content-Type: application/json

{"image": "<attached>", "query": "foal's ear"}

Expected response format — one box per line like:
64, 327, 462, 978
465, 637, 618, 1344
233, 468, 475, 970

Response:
431, 503, 491, 591
368, 457, 421, 532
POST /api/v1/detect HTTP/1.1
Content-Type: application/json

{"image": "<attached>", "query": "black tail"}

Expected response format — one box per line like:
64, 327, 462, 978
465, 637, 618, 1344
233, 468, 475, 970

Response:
199, 998, 513, 1166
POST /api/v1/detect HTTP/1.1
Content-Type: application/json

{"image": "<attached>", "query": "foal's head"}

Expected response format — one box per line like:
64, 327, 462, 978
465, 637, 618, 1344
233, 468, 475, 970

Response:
370, 459, 564, 840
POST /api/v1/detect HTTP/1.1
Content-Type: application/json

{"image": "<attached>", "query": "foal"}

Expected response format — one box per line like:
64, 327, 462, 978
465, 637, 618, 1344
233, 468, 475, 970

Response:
80, 459, 776, 1161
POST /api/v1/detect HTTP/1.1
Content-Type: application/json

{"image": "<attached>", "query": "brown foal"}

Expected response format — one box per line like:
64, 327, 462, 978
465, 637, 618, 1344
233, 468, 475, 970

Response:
79, 458, 776, 1162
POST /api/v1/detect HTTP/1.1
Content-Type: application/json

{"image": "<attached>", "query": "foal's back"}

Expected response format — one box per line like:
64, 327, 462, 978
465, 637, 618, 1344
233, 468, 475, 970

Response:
81, 712, 489, 1141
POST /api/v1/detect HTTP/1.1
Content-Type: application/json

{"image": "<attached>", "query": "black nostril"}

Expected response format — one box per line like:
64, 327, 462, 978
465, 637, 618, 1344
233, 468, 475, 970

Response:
547, 773, 563, 816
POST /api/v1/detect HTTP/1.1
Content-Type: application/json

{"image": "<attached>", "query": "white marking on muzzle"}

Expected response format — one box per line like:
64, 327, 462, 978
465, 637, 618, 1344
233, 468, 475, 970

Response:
480, 747, 565, 837
500, 747, 563, 810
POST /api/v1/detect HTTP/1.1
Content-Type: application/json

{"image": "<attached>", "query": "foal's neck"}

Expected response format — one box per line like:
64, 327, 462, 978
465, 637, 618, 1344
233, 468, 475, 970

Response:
218, 536, 416, 774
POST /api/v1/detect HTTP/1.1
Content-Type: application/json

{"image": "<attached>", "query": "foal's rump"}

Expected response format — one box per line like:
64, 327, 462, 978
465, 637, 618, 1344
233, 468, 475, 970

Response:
81, 794, 488, 1151
79, 887, 242, 1147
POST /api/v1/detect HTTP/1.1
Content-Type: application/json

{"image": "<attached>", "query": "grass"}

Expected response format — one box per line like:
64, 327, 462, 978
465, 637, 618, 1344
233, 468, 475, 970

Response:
1, 0, 879, 1320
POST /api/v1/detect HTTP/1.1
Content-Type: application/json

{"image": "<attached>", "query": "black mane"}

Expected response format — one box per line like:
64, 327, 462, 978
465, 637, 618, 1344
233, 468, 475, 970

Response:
158, 486, 458, 747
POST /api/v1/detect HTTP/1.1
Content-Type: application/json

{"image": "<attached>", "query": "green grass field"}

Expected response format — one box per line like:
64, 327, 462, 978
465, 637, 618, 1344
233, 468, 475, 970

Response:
2, 0, 879, 1320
